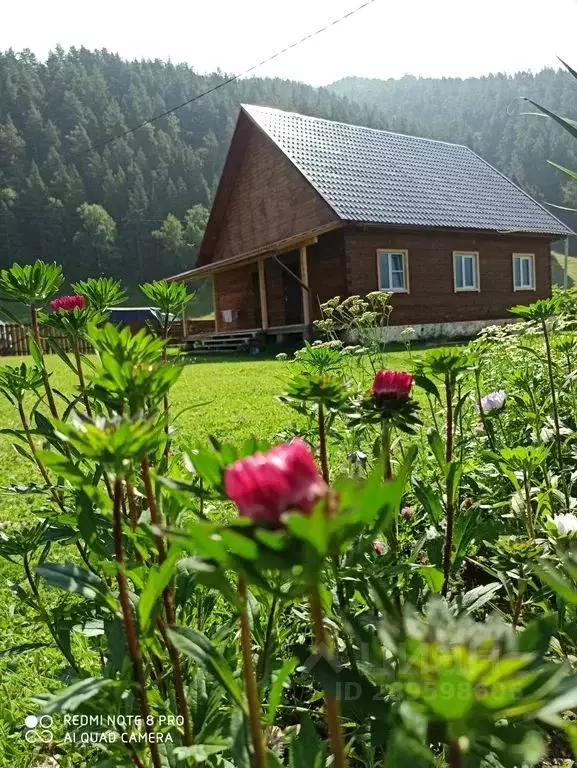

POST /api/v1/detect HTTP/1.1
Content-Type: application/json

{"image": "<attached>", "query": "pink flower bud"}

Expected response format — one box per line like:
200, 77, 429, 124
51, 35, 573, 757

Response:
224, 438, 328, 527
401, 506, 415, 520
372, 370, 413, 399
50, 295, 86, 312
373, 540, 385, 555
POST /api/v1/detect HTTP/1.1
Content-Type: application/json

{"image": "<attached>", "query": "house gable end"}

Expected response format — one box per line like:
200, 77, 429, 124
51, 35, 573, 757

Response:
196, 109, 339, 267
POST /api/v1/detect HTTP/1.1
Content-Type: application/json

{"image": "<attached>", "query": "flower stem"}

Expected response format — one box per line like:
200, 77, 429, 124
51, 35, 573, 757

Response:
309, 584, 348, 768
381, 420, 392, 481
512, 591, 524, 630
73, 340, 92, 417
139, 456, 192, 746
238, 578, 266, 768
318, 402, 330, 484
161, 329, 171, 461
448, 741, 462, 768
24, 551, 79, 671
257, 593, 278, 681
442, 373, 454, 598
29, 304, 59, 419
18, 400, 64, 510
522, 473, 535, 540
125, 477, 140, 529
541, 318, 569, 509
112, 478, 161, 768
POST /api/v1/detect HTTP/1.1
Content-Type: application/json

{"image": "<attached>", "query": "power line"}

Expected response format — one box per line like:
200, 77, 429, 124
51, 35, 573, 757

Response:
94, 0, 379, 152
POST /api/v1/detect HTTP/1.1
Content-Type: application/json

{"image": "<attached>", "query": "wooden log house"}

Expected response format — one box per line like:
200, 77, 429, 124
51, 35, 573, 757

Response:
168, 105, 572, 348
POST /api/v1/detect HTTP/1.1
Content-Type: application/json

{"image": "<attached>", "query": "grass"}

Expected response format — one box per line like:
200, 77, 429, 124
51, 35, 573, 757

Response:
0, 347, 438, 766
552, 250, 577, 287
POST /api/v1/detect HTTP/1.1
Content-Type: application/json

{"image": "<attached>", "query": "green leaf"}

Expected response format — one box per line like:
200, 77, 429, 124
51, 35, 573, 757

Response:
138, 545, 182, 633
33, 410, 53, 437
535, 562, 577, 605
538, 679, 577, 719
36, 563, 113, 607
0, 642, 53, 658
289, 714, 325, 768
286, 506, 328, 556
459, 582, 501, 613
446, 461, 463, 505
265, 657, 298, 725
138, 545, 181, 633
383, 728, 434, 767
418, 566, 444, 593
524, 97, 577, 142
28, 337, 43, 368
38, 450, 87, 485
426, 428, 445, 469
167, 625, 245, 710
424, 668, 474, 719
518, 614, 556, 659
33, 677, 113, 714
45, 336, 78, 375
412, 476, 443, 525
173, 744, 228, 762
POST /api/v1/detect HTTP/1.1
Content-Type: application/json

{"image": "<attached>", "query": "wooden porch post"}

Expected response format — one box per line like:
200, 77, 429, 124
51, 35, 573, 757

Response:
258, 259, 268, 330
300, 244, 311, 336
212, 276, 220, 333
181, 307, 189, 338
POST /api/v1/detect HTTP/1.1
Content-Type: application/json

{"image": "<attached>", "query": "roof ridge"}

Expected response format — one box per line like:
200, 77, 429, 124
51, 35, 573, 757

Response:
240, 103, 469, 150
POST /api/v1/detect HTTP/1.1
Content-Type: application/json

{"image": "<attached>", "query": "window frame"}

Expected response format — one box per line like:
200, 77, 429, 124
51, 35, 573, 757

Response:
376, 249, 410, 293
512, 253, 536, 292
452, 251, 480, 293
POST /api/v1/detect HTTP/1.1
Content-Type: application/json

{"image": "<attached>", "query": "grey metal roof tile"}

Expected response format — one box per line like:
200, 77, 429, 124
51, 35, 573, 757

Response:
241, 104, 573, 237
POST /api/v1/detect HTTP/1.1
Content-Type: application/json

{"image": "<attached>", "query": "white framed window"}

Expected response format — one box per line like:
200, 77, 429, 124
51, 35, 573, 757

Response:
453, 251, 479, 292
512, 253, 535, 291
377, 250, 409, 293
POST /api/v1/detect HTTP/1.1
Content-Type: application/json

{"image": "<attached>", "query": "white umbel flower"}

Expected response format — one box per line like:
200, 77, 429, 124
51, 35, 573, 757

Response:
553, 513, 577, 536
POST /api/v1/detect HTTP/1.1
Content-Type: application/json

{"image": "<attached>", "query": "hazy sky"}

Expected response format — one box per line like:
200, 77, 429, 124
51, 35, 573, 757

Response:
3, 0, 577, 85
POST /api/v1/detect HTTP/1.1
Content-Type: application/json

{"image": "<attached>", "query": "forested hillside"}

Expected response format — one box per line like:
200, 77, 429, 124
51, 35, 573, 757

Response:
1, 49, 576, 295
0, 47, 386, 287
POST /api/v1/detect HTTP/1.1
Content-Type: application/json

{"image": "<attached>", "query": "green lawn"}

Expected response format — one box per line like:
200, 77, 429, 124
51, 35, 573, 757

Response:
552, 250, 577, 287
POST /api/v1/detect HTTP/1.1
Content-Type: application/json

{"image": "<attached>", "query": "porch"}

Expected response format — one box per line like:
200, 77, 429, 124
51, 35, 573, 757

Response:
174, 226, 347, 345
183, 325, 306, 355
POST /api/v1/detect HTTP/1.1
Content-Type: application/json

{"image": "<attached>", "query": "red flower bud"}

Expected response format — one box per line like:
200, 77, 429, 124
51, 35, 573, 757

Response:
224, 438, 328, 527
50, 295, 86, 312
373, 540, 385, 555
372, 370, 413, 399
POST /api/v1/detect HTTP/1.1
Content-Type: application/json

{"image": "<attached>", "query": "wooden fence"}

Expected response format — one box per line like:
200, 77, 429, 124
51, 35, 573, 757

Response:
0, 318, 213, 358
0, 324, 94, 357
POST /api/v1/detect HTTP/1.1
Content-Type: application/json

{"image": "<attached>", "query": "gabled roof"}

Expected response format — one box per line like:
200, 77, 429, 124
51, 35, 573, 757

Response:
241, 104, 572, 237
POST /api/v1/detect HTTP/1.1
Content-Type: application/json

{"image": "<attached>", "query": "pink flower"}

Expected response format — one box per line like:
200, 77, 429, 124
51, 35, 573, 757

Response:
224, 438, 328, 527
401, 506, 415, 520
372, 370, 413, 399
373, 540, 385, 555
50, 295, 86, 312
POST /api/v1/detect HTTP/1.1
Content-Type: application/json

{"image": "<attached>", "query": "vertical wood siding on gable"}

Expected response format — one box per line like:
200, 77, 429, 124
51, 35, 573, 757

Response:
210, 121, 338, 264
344, 228, 552, 325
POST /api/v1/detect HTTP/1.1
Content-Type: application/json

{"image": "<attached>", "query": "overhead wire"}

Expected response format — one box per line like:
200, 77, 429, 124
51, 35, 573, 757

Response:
94, 0, 379, 152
